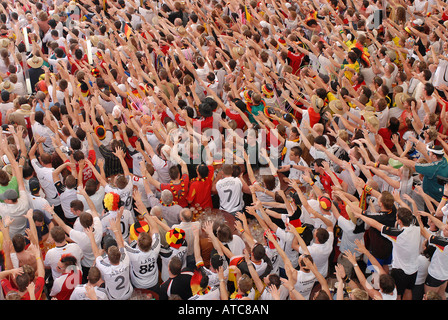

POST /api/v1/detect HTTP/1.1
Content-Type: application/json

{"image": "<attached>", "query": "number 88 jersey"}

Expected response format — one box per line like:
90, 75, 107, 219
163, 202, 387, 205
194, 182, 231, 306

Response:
125, 233, 162, 289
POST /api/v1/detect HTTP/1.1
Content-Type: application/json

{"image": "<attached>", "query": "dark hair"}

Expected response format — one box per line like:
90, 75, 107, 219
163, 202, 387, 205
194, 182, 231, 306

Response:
252, 243, 266, 261
168, 256, 183, 276
379, 274, 395, 294
197, 164, 209, 178
51, 226, 67, 243
315, 227, 329, 244
12, 234, 26, 252
396, 207, 413, 226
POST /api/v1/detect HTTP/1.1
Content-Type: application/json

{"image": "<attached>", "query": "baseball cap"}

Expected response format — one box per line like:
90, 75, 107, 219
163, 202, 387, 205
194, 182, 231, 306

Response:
29, 177, 40, 194
0, 189, 18, 201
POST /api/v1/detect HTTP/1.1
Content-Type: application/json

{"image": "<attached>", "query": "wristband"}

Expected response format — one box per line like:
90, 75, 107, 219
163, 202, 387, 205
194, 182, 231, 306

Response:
309, 181, 314, 186
353, 264, 358, 267
240, 229, 244, 234
36, 257, 41, 260
443, 196, 448, 202
374, 162, 379, 168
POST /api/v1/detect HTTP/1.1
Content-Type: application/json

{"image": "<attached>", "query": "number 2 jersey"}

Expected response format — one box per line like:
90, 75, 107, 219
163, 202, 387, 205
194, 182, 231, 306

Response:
95, 247, 133, 300
125, 233, 162, 289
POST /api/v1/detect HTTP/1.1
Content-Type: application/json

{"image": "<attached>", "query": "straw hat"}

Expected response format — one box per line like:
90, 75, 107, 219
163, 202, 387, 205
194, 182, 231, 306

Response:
176, 26, 186, 36
232, 46, 245, 58
0, 38, 9, 49
0, 80, 14, 93
329, 99, 344, 115
394, 92, 409, 110
27, 56, 44, 68
310, 94, 324, 113
365, 115, 379, 131
360, 105, 376, 118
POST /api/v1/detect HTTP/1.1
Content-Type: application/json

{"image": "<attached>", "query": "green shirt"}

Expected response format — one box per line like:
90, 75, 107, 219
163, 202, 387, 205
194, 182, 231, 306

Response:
0, 176, 19, 202
415, 157, 448, 201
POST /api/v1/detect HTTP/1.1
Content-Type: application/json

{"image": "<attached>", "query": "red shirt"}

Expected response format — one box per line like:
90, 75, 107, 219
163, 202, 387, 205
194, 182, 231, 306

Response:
225, 109, 246, 129
287, 50, 305, 75
161, 174, 190, 208
378, 128, 395, 151
320, 171, 343, 198
53, 270, 83, 300
308, 107, 321, 128
65, 149, 96, 186
192, 116, 214, 132
1, 276, 45, 300
187, 166, 214, 209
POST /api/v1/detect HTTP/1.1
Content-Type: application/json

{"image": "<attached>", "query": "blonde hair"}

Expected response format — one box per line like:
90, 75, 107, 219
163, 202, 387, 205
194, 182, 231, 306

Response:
351, 288, 369, 300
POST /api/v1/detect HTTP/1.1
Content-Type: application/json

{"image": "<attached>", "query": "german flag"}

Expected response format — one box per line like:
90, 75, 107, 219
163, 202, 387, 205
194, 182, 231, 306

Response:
124, 23, 132, 39
245, 6, 251, 23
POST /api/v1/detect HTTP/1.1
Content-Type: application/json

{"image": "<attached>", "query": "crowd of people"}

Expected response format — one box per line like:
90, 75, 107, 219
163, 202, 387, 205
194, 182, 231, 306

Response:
0, 0, 447, 302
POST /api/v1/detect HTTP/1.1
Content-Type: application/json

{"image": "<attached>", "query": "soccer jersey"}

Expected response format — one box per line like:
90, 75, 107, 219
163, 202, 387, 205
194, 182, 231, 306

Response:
125, 233, 161, 289
381, 225, 421, 275
186, 166, 214, 209
96, 247, 133, 300
50, 268, 83, 300
216, 176, 244, 213
161, 174, 190, 208
44, 243, 84, 280
428, 235, 448, 281
101, 209, 135, 243
105, 177, 134, 211
159, 244, 188, 282
70, 284, 108, 300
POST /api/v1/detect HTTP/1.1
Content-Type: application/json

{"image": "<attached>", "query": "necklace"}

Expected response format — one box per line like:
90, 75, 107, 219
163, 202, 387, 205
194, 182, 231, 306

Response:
170, 180, 186, 198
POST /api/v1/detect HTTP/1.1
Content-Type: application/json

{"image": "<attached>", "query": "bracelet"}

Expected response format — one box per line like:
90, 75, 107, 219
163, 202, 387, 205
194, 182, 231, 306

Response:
309, 181, 314, 186
36, 257, 41, 260
353, 264, 358, 267
142, 212, 147, 217
239, 229, 244, 234
374, 162, 379, 168
443, 196, 448, 202
219, 279, 226, 282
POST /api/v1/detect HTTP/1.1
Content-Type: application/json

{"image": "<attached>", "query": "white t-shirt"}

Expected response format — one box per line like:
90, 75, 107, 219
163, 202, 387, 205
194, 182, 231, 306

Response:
96, 248, 133, 300
27, 194, 53, 221
301, 232, 334, 278
275, 227, 299, 269
294, 269, 317, 300
77, 186, 105, 215
151, 154, 174, 184
216, 176, 244, 213
69, 217, 103, 268
31, 158, 61, 206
